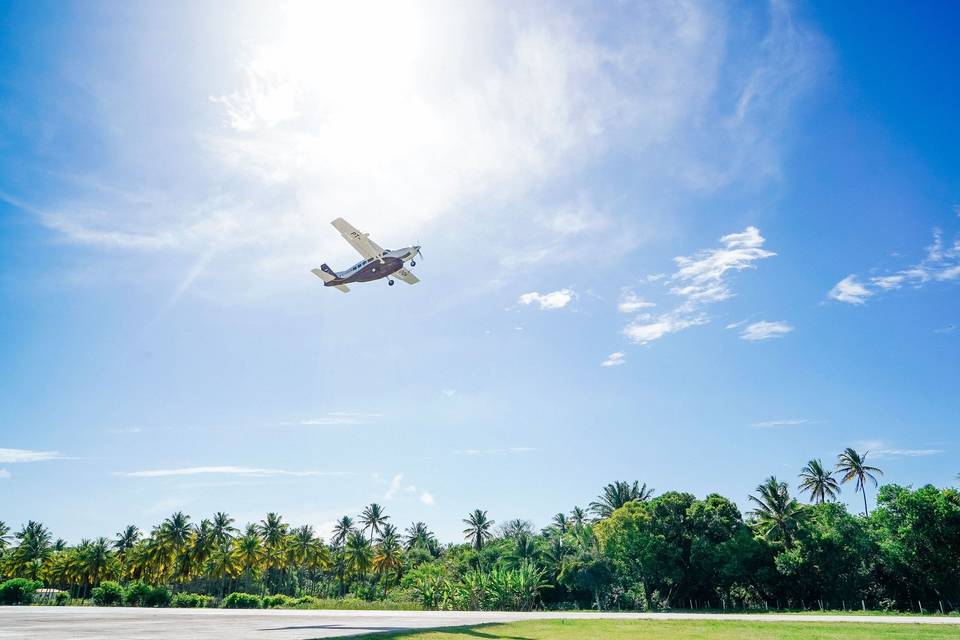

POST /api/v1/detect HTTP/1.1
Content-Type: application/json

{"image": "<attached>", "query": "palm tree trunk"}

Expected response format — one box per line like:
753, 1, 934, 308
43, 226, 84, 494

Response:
862, 488, 869, 517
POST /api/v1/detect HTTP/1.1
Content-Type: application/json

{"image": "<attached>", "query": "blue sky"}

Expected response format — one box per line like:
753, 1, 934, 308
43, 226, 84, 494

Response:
1, 1, 958, 543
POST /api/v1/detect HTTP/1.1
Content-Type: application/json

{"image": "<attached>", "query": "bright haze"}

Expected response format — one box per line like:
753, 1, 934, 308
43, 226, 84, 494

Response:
1, 1, 957, 542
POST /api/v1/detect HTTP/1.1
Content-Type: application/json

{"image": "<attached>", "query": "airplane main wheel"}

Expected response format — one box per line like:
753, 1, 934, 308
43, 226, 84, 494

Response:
410, 260, 416, 267
388, 279, 395, 286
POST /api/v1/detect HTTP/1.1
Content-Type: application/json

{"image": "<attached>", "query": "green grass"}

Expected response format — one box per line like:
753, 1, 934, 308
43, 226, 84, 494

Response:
351, 619, 960, 640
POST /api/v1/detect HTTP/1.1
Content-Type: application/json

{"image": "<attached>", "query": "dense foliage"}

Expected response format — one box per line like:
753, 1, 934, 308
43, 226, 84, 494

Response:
2, 452, 958, 613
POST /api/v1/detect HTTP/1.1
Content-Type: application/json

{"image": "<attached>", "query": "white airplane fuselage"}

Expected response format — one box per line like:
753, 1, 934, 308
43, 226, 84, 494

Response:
320, 245, 420, 286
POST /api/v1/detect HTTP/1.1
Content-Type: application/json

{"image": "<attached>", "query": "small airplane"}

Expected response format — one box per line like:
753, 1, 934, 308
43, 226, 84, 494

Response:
311, 218, 422, 293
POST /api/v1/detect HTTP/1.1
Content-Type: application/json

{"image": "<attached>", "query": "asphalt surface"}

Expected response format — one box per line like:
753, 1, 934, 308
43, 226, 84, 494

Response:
2, 607, 959, 639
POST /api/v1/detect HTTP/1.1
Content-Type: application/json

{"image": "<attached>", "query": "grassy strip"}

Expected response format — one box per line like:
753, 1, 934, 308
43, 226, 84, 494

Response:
351, 619, 960, 640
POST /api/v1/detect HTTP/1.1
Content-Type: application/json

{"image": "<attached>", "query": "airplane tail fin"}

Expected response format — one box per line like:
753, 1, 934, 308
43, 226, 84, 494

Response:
311, 266, 350, 293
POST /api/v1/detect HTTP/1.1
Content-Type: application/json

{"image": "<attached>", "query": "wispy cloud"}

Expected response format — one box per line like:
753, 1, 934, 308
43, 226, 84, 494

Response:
455, 447, 536, 456
740, 320, 793, 341
0, 448, 61, 463
114, 466, 352, 478
623, 227, 775, 345
518, 289, 575, 310
617, 290, 656, 314
419, 491, 435, 506
280, 412, 381, 426
829, 228, 960, 304
601, 352, 626, 367
0, 469, 10, 479
870, 448, 945, 459
828, 275, 872, 305
751, 418, 817, 428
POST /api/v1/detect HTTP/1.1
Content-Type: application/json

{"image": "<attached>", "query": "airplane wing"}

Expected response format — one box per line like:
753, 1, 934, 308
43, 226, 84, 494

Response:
393, 268, 420, 285
331, 217, 384, 260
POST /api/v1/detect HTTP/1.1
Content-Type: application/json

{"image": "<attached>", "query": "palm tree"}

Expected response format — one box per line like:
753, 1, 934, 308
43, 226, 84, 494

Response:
211, 512, 237, 546
798, 459, 841, 504
549, 513, 569, 535
747, 476, 803, 546
569, 506, 588, 528
836, 448, 883, 516
506, 532, 540, 567
85, 537, 113, 587
332, 516, 355, 547
345, 530, 374, 586
373, 531, 403, 586
232, 527, 263, 592
114, 525, 140, 553
0, 521, 12, 552
462, 509, 495, 551
404, 522, 436, 551
589, 481, 654, 519
360, 503, 390, 541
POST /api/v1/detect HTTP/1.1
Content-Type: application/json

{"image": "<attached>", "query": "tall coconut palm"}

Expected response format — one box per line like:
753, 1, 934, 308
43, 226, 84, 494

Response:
589, 481, 654, 519
360, 503, 390, 541
232, 528, 263, 592
0, 521, 10, 552
114, 525, 141, 553
85, 537, 113, 587
211, 512, 237, 546
332, 516, 355, 547
462, 509, 495, 551
747, 476, 802, 546
569, 506, 588, 528
836, 448, 883, 516
373, 531, 403, 585
798, 459, 841, 504
404, 522, 435, 551
549, 513, 569, 535
345, 530, 374, 585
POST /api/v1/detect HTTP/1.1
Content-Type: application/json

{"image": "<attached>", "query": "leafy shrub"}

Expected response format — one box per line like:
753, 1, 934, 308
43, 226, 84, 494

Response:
171, 592, 209, 608
0, 578, 42, 605
222, 592, 262, 609
92, 581, 124, 606
262, 593, 295, 608
54, 591, 71, 606
124, 581, 152, 607
145, 586, 172, 608
123, 581, 171, 607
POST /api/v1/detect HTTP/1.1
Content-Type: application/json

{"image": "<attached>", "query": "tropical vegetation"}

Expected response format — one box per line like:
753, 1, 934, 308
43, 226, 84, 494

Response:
1, 449, 958, 614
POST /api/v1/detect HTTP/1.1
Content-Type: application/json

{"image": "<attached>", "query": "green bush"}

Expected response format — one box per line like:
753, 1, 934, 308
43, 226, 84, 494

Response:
123, 581, 171, 608
54, 591, 71, 606
262, 593, 295, 608
123, 581, 151, 607
171, 592, 209, 608
0, 578, 42, 605
222, 592, 262, 609
145, 585, 172, 608
92, 581, 124, 606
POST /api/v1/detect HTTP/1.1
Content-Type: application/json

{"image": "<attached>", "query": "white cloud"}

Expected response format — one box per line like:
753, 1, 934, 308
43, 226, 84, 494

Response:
601, 352, 626, 367
740, 320, 793, 341
419, 491, 435, 506
441, 389, 456, 397
751, 418, 815, 428
114, 466, 351, 478
621, 226, 775, 346
518, 289, 575, 310
617, 290, 656, 314
282, 412, 380, 426
829, 275, 872, 304
0, 448, 61, 463
456, 447, 535, 456
0, 469, 10, 479
871, 448, 944, 459
830, 229, 960, 304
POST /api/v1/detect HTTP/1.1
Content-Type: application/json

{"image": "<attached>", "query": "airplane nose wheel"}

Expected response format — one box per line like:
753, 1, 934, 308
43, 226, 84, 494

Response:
410, 260, 416, 267
388, 279, 395, 286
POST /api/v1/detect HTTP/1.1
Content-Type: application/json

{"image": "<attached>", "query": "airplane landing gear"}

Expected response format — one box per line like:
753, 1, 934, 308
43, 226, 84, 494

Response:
410, 260, 416, 267
388, 279, 395, 286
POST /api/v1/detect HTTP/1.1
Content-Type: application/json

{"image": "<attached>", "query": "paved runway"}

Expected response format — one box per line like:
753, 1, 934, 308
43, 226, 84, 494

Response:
2, 606, 958, 639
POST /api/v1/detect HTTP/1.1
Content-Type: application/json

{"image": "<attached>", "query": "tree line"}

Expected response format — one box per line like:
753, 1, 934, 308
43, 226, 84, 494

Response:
2, 448, 958, 612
